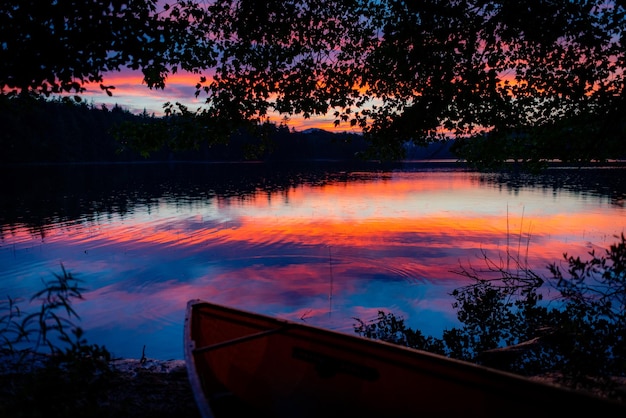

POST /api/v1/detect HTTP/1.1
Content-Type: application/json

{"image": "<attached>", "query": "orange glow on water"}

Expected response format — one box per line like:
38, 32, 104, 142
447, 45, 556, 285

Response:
3, 167, 625, 359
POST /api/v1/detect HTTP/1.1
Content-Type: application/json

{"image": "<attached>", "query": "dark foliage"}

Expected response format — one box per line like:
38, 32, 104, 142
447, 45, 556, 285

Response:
0, 95, 369, 163
355, 235, 626, 401
2, 1, 624, 166
0, 264, 202, 418
0, 0, 212, 96
0, 94, 143, 163
0, 265, 116, 417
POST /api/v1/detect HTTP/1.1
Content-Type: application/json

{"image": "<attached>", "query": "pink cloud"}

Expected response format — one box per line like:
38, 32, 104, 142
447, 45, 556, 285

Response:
69, 67, 359, 132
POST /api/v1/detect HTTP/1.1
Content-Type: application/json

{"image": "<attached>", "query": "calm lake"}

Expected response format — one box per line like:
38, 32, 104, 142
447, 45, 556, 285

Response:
1, 161, 625, 360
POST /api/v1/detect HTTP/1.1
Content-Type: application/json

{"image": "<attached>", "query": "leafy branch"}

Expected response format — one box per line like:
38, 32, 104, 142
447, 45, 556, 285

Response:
1, 264, 110, 372
354, 235, 626, 401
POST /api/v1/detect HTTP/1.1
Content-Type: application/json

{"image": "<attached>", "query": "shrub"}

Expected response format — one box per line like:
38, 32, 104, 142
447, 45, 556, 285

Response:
354, 235, 626, 401
0, 264, 113, 417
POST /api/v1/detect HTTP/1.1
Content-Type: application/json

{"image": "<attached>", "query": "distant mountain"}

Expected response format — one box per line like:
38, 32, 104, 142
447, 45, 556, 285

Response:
300, 128, 327, 134
300, 127, 362, 136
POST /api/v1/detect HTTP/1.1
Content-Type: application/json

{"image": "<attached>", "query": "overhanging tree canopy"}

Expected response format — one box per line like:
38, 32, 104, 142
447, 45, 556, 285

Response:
0, 0, 213, 96
1, 0, 624, 164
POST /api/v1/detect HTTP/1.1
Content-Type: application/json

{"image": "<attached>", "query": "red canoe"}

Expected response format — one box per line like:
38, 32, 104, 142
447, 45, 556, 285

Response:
184, 299, 625, 418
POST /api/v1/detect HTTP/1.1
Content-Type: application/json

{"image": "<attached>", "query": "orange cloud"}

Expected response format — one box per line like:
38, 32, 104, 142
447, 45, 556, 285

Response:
70, 68, 357, 131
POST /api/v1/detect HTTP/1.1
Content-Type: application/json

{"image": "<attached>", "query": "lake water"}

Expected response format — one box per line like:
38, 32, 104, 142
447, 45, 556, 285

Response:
1, 161, 625, 360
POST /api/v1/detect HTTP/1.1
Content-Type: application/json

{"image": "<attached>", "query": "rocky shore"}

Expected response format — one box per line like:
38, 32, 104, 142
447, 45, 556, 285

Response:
98, 358, 201, 418
1, 357, 201, 418
3, 356, 624, 417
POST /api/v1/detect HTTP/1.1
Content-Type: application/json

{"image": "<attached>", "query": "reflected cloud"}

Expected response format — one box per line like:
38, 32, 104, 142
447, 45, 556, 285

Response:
2, 165, 625, 359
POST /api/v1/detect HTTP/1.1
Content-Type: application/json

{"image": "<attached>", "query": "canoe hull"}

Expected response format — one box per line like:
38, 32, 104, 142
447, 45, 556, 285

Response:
184, 299, 625, 418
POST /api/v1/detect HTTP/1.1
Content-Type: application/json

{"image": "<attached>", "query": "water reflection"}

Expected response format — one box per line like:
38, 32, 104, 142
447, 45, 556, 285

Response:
1, 162, 625, 359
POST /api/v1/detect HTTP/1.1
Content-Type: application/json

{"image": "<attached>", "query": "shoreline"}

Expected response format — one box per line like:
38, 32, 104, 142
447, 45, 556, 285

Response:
1, 355, 201, 418
109, 357, 187, 376
3, 355, 625, 417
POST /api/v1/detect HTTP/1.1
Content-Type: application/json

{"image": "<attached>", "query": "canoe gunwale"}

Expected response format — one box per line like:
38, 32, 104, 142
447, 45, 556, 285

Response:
183, 299, 216, 418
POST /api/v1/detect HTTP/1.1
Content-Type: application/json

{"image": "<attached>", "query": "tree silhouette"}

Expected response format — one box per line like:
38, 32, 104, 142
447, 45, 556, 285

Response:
2, 1, 624, 164
0, 0, 212, 96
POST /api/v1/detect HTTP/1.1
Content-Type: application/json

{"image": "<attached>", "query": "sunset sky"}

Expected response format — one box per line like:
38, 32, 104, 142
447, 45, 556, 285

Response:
75, 68, 351, 132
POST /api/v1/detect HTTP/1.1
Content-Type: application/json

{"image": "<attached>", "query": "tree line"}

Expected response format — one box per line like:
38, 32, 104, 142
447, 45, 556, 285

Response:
0, 96, 372, 163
